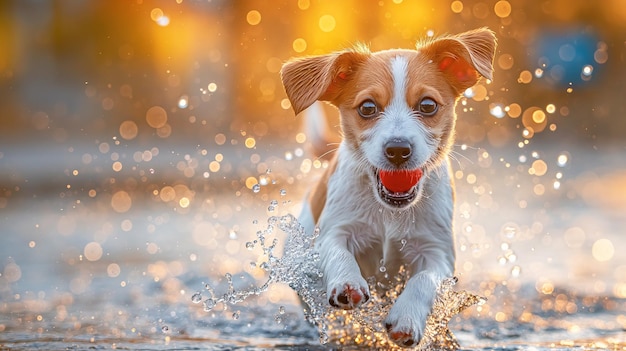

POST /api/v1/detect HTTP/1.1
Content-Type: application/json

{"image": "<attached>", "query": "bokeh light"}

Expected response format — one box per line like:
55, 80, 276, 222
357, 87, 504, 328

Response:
1, 1, 626, 349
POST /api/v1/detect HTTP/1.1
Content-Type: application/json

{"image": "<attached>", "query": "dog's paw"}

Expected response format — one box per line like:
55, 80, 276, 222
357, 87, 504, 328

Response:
384, 320, 421, 348
327, 280, 370, 310
384, 300, 429, 348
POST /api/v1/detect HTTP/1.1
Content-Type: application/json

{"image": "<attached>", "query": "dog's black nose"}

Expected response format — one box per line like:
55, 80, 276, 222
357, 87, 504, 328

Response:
384, 139, 412, 166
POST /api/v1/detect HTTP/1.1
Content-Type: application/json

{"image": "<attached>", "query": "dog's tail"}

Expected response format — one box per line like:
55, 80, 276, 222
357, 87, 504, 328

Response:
302, 102, 341, 159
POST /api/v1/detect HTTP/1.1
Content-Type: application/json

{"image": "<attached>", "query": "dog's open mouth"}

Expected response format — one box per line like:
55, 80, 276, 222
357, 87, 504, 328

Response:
376, 169, 423, 208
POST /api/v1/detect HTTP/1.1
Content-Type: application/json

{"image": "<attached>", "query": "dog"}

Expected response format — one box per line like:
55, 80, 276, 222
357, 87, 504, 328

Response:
280, 28, 496, 348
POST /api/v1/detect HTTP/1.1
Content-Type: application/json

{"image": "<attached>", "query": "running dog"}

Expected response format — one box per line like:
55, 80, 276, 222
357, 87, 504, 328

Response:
281, 28, 496, 347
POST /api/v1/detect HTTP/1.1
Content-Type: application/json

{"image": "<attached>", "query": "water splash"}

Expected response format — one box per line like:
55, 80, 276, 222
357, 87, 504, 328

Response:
196, 214, 484, 349
318, 272, 485, 350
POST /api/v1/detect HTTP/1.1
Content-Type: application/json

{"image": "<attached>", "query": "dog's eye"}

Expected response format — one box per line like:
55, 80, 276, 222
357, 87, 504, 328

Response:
357, 100, 379, 118
416, 98, 438, 116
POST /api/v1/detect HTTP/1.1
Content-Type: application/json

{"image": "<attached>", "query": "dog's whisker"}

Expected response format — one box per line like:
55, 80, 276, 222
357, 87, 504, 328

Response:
449, 149, 473, 165
316, 147, 339, 161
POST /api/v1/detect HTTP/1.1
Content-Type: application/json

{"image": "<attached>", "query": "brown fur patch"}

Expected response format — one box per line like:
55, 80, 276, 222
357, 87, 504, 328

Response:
308, 153, 338, 224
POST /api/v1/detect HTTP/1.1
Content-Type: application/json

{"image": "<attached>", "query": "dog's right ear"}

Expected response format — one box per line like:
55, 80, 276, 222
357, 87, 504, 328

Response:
281, 51, 368, 115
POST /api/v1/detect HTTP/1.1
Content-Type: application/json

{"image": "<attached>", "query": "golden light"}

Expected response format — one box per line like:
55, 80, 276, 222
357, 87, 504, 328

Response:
119, 120, 138, 140
533, 184, 545, 196
471, 84, 488, 101
209, 161, 220, 172
295, 132, 307, 143
297, 0, 310, 10
107, 263, 121, 278
146, 106, 168, 129
84, 242, 103, 262
507, 103, 521, 118
214, 133, 226, 145
539, 281, 554, 295
112, 161, 122, 172
111, 191, 132, 213
451, 1, 463, 13
518, 70, 533, 84
280, 98, 291, 110
592, 239, 615, 262
497, 53, 514, 70
522, 107, 547, 133
159, 186, 176, 202
292, 38, 307, 53
245, 137, 256, 148
150, 8, 170, 27
245, 177, 259, 189
179, 197, 190, 208
319, 15, 336, 32
150, 8, 164, 21
494, 1, 512, 18
246, 10, 262, 25
532, 110, 546, 124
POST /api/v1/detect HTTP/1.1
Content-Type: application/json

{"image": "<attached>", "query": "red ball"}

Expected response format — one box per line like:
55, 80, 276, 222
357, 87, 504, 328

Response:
379, 169, 423, 193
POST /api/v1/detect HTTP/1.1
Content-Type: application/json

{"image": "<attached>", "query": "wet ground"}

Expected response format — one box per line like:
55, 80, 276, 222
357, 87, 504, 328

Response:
1, 139, 626, 350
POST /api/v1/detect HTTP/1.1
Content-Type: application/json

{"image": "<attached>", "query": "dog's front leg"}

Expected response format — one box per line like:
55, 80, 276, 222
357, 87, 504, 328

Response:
384, 249, 453, 347
318, 231, 370, 310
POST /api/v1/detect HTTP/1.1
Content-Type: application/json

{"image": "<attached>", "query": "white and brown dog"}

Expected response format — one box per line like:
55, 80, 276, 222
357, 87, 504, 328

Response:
280, 28, 496, 348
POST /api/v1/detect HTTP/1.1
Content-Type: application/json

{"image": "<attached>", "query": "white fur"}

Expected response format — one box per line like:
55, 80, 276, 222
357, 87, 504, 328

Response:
315, 145, 454, 343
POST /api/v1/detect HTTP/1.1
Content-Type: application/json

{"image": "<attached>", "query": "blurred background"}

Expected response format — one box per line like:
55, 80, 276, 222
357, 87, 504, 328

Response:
1, 0, 626, 349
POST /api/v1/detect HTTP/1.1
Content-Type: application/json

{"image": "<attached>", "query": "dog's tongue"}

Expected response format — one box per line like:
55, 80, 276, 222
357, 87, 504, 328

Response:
379, 169, 423, 193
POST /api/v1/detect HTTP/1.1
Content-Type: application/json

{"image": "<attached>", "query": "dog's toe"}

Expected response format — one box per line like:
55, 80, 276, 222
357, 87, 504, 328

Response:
328, 284, 369, 309
388, 329, 418, 348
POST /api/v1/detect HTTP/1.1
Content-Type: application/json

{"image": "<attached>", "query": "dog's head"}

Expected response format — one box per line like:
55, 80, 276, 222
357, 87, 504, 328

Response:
281, 28, 496, 210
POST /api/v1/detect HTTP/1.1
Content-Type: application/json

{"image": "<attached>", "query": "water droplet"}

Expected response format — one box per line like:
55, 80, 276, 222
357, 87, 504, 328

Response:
511, 265, 522, 277
232, 311, 240, 320
502, 223, 518, 239
557, 153, 569, 167
178, 95, 189, 109
379, 266, 387, 273
161, 325, 169, 333
203, 298, 215, 311
278, 306, 285, 314
191, 292, 202, 303
229, 229, 237, 239
252, 184, 261, 193
399, 239, 407, 251
280, 189, 287, 196
245, 242, 255, 250
489, 103, 506, 118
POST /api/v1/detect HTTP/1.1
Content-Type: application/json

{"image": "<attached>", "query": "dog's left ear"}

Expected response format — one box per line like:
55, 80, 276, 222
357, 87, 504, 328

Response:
420, 28, 497, 94
281, 50, 369, 115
